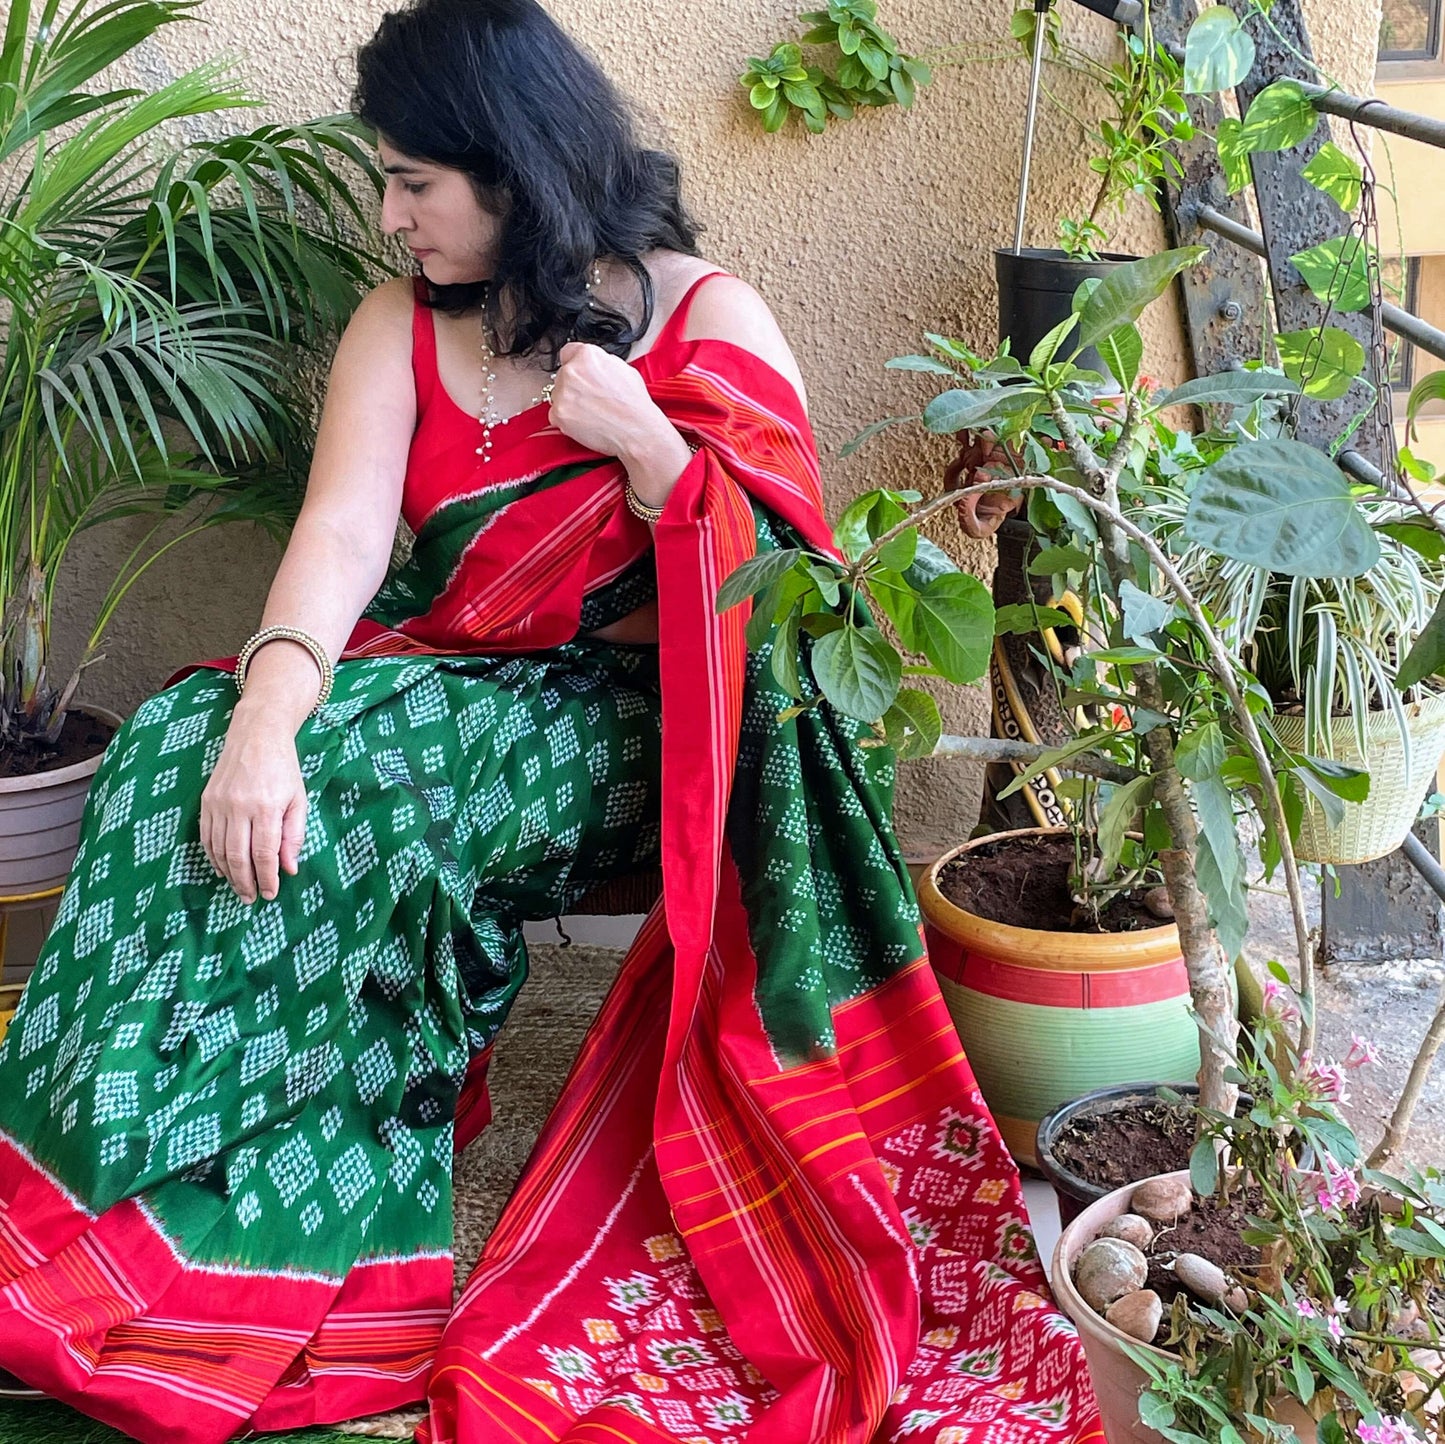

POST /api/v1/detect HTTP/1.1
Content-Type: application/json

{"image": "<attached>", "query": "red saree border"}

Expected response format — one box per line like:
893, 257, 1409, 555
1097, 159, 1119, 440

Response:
0, 1131, 449, 1441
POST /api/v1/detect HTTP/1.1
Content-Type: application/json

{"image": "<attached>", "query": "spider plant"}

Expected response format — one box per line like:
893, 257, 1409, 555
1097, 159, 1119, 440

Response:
0, 0, 387, 755
1146, 481, 1444, 762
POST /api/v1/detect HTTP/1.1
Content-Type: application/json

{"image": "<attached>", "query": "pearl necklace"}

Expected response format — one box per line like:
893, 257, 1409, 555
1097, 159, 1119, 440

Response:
475, 262, 603, 461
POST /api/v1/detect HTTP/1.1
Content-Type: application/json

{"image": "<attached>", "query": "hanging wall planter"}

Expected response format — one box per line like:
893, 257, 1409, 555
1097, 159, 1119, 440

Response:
995, 247, 1137, 376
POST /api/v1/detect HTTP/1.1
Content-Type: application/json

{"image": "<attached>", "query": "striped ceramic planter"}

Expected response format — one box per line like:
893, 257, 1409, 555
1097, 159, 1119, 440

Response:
917, 828, 1201, 1169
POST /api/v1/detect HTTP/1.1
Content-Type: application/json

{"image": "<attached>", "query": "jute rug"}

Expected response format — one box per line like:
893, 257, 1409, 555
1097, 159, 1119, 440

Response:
0, 940, 626, 1444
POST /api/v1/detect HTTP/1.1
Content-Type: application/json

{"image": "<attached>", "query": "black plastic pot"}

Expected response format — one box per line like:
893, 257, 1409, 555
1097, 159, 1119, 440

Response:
994, 246, 1137, 376
1035, 1081, 1200, 1228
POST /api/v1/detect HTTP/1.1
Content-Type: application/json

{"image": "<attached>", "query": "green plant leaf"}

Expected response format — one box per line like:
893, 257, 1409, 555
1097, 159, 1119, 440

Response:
865, 567, 919, 647
771, 609, 802, 698
1176, 720, 1227, 780
1291, 766, 1346, 828
1380, 516, 1445, 561
1405, 368, 1445, 438
877, 528, 917, 573
1238, 79, 1318, 153
1216, 116, 1253, 193
716, 549, 804, 613
1030, 314, 1079, 371
1075, 248, 1208, 350
1275, 326, 1366, 400
1098, 774, 1153, 874
1397, 592, 1445, 689
1119, 579, 1174, 642
884, 355, 958, 375
1097, 323, 1143, 391
1301, 140, 1363, 213
993, 603, 1075, 635
1290, 236, 1373, 313
1087, 645, 1163, 664
811, 625, 902, 721
1301, 754, 1370, 802
1182, 439, 1381, 578
922, 386, 1030, 434
1184, 7, 1256, 93
881, 686, 941, 760
1189, 1135, 1220, 1196
1028, 544, 1091, 576
911, 572, 994, 685
997, 733, 1111, 799
840, 415, 910, 459
1156, 369, 1298, 408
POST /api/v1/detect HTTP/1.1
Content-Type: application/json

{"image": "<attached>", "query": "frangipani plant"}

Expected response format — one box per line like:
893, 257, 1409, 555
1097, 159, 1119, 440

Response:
0, 0, 384, 752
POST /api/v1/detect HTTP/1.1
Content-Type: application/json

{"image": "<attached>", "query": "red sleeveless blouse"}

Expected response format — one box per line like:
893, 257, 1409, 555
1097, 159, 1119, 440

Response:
400, 269, 730, 534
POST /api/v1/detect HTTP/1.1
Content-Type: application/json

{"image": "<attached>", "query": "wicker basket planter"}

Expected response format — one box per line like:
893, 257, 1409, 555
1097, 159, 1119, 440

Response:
1272, 690, 1445, 864
917, 827, 1200, 1169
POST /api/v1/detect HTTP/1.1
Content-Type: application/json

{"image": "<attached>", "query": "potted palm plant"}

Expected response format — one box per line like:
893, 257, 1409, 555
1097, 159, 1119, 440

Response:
0, 0, 383, 907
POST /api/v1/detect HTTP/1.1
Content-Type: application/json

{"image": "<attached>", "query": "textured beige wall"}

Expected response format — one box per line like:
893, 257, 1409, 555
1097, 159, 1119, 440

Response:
55, 0, 1376, 849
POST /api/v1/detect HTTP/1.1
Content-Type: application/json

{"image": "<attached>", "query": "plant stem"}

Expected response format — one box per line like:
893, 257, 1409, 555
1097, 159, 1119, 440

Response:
932, 732, 1139, 783
1366, 972, 1445, 1169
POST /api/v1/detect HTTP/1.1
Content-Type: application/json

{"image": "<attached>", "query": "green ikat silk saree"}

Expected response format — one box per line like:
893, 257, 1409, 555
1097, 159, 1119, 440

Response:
0, 272, 1101, 1444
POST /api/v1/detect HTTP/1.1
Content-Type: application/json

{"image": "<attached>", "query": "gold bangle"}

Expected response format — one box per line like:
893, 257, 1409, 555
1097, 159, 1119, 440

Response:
235, 626, 335, 715
624, 442, 699, 524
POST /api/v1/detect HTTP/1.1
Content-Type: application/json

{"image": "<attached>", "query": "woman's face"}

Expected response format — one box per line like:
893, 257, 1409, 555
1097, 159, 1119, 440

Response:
377, 137, 503, 285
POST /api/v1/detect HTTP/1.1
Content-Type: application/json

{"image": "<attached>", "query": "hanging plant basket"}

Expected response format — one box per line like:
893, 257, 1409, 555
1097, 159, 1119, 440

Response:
1272, 690, 1445, 864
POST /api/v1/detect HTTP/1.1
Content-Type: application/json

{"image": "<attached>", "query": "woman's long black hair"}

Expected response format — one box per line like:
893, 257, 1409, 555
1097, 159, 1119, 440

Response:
353, 0, 704, 366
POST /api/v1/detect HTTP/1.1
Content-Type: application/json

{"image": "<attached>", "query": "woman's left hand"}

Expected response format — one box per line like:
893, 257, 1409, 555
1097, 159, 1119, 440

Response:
548, 341, 671, 460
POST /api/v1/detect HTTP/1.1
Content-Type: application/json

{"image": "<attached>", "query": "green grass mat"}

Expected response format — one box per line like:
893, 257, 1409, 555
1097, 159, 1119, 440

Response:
0, 1398, 364, 1443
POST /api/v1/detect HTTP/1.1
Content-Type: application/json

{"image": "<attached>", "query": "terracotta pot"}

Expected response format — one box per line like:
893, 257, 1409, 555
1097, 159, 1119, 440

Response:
918, 828, 1199, 1168
0, 705, 122, 896
1052, 1170, 1318, 1444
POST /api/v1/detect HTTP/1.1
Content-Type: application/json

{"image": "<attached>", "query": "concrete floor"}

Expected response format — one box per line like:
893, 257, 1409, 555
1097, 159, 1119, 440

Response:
1243, 868, 1445, 1173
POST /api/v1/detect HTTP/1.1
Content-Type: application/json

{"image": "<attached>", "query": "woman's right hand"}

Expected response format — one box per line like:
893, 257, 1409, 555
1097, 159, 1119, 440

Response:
201, 710, 309, 904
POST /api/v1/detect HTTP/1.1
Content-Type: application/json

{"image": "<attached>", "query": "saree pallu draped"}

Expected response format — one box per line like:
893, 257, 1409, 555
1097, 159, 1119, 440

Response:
403, 337, 1100, 1444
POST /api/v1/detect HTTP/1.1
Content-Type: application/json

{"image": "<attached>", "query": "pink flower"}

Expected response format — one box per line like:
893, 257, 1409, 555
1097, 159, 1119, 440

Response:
1345, 1034, 1381, 1068
1296, 1296, 1319, 1319
1316, 1158, 1361, 1213
1327, 1313, 1344, 1342
1299, 1052, 1351, 1105
1358, 1419, 1421, 1444
1263, 978, 1301, 1021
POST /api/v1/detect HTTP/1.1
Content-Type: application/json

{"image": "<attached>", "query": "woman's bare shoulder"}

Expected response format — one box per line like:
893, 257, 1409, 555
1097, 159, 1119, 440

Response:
669, 265, 808, 412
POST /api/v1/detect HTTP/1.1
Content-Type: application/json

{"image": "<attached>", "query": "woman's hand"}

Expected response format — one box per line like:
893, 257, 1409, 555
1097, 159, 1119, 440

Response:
200, 710, 309, 904
548, 342, 670, 460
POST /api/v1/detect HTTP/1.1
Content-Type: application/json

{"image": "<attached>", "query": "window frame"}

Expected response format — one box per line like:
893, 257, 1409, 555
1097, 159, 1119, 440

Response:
1379, 0, 1443, 63
1389, 257, 1423, 396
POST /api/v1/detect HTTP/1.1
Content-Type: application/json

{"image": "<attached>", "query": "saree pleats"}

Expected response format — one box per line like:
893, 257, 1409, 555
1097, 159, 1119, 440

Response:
0, 644, 663, 1441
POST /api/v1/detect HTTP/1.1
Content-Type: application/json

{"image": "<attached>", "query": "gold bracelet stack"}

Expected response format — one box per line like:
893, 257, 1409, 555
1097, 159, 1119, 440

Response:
235, 626, 335, 715
624, 442, 699, 524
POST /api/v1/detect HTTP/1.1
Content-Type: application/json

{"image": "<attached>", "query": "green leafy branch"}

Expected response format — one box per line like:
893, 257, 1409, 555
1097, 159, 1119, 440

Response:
739, 0, 931, 134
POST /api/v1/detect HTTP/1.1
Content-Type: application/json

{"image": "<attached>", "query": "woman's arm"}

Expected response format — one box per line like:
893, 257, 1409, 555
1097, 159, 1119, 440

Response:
202, 277, 418, 903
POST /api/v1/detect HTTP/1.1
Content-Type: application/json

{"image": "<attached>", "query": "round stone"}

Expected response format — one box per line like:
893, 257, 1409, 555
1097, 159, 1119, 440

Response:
1101, 1214, 1154, 1250
1074, 1237, 1148, 1314
1131, 1176, 1193, 1225
1144, 886, 1175, 920
1173, 1252, 1227, 1303
1224, 1287, 1248, 1312
1105, 1288, 1163, 1343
